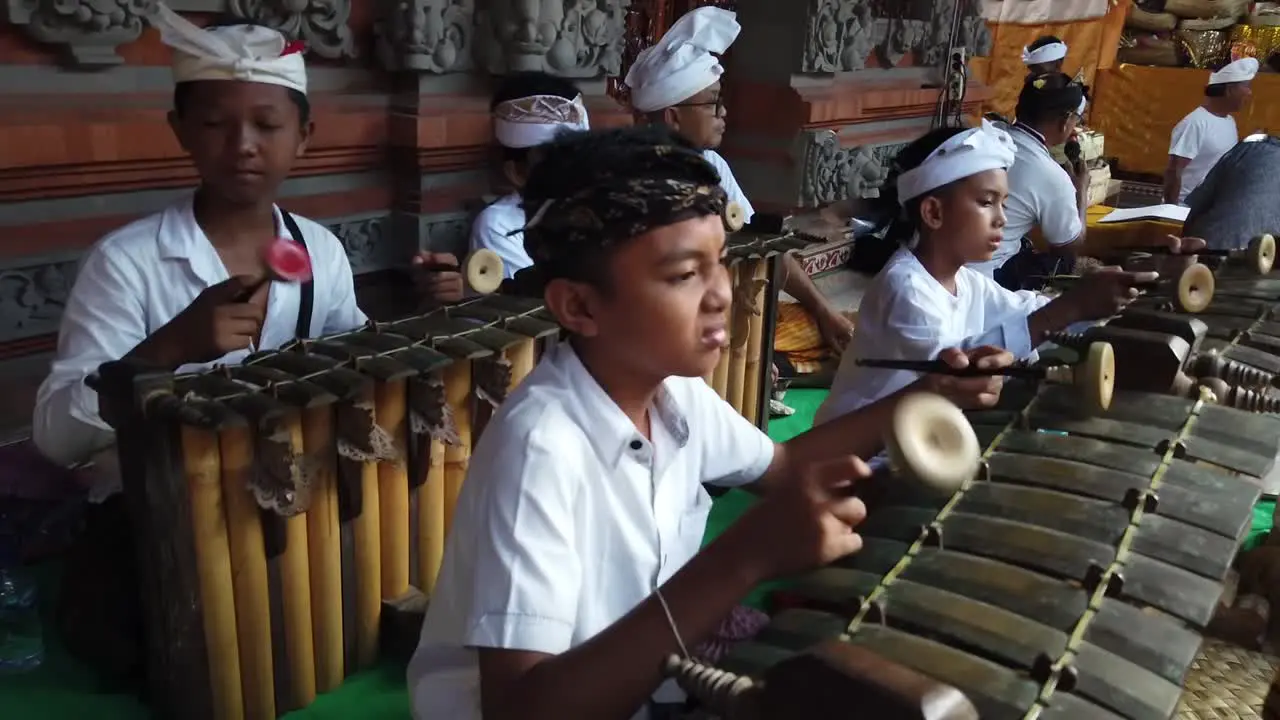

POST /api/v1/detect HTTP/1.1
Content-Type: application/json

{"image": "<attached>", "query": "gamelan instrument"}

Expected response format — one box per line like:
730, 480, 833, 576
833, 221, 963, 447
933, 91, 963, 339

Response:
857, 341, 1116, 416
1113, 233, 1277, 277
86, 216, 824, 719
418, 247, 505, 295
665, 378, 1280, 719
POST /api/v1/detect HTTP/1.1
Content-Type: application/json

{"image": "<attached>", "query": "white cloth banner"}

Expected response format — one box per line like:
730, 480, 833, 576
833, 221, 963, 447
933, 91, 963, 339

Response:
981, 0, 1113, 24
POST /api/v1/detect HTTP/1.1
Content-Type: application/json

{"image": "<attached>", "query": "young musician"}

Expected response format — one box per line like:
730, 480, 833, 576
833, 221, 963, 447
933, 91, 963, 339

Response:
407, 125, 1015, 720
32, 5, 365, 486
816, 122, 1155, 426
1165, 57, 1257, 205
971, 73, 1089, 287
31, 5, 368, 686
1023, 36, 1068, 75
414, 72, 589, 301
624, 6, 855, 353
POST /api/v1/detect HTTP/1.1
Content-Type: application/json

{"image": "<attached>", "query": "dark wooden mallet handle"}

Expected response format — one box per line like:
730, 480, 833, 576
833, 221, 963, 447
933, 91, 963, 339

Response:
855, 358, 1045, 379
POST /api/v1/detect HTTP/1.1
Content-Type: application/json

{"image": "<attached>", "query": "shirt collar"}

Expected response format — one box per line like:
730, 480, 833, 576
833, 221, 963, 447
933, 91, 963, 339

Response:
1012, 121, 1048, 148
551, 342, 691, 467
157, 194, 286, 284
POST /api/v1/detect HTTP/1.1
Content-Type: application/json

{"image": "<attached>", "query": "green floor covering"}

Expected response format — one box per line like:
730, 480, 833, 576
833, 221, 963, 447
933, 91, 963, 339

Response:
4, 387, 1273, 719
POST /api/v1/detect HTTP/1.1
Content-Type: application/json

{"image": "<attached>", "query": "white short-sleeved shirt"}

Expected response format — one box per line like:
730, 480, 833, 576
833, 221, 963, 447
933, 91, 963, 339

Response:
816, 247, 1051, 425
1170, 106, 1239, 204
703, 149, 755, 224
32, 195, 367, 477
469, 193, 532, 280
407, 342, 775, 720
969, 123, 1083, 278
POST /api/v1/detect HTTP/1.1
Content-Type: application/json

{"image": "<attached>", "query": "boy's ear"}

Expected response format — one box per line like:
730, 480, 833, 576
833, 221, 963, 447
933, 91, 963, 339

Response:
919, 196, 945, 231
544, 278, 600, 338
501, 159, 527, 189
296, 119, 315, 157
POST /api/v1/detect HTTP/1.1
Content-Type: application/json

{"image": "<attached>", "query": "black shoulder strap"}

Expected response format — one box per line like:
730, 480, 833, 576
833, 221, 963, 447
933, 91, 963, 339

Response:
280, 211, 315, 340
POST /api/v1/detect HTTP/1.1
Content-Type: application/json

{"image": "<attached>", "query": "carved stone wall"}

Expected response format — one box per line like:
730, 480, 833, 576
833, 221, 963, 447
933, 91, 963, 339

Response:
802, 0, 991, 73
796, 130, 906, 208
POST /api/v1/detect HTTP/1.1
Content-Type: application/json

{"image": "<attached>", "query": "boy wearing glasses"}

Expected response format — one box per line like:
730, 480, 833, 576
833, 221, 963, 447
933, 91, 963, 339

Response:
625, 7, 855, 355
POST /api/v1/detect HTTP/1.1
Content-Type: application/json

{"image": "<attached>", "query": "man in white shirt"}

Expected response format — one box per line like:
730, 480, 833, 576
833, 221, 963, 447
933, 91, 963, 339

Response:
408, 125, 1014, 720
1165, 57, 1257, 205
1022, 35, 1068, 76
36, 3, 369, 688
970, 73, 1090, 289
624, 7, 855, 353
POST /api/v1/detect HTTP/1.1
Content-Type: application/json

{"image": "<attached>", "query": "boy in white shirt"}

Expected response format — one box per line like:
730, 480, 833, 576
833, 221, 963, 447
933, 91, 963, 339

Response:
412, 72, 589, 301
625, 6, 855, 353
1165, 57, 1257, 205
407, 125, 1015, 720
36, 3, 370, 688
817, 122, 1155, 426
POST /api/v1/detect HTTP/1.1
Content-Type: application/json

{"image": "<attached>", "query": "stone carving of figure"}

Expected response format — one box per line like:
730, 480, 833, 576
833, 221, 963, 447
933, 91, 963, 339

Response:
475, 0, 627, 77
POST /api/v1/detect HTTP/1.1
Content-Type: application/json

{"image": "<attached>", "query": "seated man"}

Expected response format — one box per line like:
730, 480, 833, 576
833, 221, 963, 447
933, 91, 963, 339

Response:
1165, 57, 1256, 206
406, 124, 1013, 720
624, 6, 855, 355
969, 73, 1089, 289
1184, 133, 1280, 252
1023, 35, 1068, 75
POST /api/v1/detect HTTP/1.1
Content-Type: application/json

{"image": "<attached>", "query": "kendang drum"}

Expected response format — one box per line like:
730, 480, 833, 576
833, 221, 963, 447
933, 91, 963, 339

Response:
666, 377, 1280, 719
92, 295, 560, 720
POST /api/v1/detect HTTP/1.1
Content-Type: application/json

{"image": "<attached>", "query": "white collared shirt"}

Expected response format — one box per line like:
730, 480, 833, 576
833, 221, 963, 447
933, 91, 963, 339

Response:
817, 247, 1050, 425
970, 123, 1083, 278
703, 149, 755, 224
407, 342, 775, 720
32, 195, 367, 472
469, 193, 533, 279
1170, 106, 1239, 204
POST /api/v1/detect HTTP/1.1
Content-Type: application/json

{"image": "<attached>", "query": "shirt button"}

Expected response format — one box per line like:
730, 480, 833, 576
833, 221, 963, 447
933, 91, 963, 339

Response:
629, 439, 643, 451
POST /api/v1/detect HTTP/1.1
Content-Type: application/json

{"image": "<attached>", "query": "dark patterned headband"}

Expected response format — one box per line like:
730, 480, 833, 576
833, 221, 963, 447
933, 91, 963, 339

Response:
517, 142, 728, 266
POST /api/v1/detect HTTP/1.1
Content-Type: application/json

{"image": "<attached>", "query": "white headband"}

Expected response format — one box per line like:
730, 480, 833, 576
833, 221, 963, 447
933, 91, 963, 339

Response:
1209, 57, 1259, 86
897, 121, 1017, 203
625, 7, 740, 113
148, 3, 307, 95
492, 94, 590, 149
1023, 42, 1068, 66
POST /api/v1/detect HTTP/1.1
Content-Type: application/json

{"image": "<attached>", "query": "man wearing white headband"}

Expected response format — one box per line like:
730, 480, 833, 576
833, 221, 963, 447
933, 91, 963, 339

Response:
33, 2, 369, 687
1023, 36, 1068, 74
817, 122, 1153, 426
1165, 57, 1257, 205
414, 72, 589, 301
625, 6, 856, 356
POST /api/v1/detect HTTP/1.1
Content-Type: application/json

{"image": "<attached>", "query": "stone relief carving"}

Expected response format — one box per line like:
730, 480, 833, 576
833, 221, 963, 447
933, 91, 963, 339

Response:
374, 0, 474, 73
801, 0, 992, 73
228, 0, 357, 60
796, 129, 904, 208
0, 259, 77, 341
473, 0, 630, 77
3, 0, 153, 67
4, 0, 358, 69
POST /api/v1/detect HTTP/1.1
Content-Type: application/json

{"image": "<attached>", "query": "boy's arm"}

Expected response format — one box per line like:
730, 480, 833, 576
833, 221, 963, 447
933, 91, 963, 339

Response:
33, 249, 149, 466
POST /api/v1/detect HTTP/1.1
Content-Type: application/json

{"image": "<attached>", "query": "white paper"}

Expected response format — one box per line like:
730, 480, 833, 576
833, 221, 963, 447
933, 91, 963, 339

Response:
1097, 204, 1190, 224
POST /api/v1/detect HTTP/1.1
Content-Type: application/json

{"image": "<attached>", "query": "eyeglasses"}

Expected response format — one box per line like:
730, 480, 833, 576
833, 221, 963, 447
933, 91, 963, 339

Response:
673, 96, 725, 117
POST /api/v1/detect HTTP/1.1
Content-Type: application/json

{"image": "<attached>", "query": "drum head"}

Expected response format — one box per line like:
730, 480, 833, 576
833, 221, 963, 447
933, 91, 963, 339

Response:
1174, 263, 1215, 314
466, 248, 505, 295
886, 392, 980, 496
1079, 342, 1115, 415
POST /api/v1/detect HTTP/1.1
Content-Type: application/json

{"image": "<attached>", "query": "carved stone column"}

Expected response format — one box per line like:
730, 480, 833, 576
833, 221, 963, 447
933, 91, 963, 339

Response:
724, 0, 993, 213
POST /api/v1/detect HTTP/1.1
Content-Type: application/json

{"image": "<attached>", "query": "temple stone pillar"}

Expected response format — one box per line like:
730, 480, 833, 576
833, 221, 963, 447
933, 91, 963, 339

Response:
723, 0, 994, 215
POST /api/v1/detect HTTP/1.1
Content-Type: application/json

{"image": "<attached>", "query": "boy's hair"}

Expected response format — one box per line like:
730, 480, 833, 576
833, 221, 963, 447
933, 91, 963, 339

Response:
1015, 72, 1085, 127
491, 71, 582, 163
171, 18, 311, 124
520, 125, 724, 294
1205, 82, 1231, 97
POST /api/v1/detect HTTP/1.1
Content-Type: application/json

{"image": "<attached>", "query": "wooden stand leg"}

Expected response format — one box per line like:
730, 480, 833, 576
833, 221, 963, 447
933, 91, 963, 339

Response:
375, 379, 410, 600
302, 407, 343, 693
279, 416, 316, 708
183, 426, 245, 720
444, 362, 473, 536
219, 426, 275, 720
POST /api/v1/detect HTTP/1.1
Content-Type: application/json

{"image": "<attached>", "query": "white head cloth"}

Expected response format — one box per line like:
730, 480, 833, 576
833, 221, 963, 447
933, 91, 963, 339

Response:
897, 120, 1018, 203
147, 2, 307, 95
492, 94, 590, 149
1209, 57, 1259, 86
625, 7, 740, 113
1022, 41, 1068, 66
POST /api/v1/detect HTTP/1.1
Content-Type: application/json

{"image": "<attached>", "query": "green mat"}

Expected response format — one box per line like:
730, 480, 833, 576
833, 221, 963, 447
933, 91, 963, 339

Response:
4, 386, 1273, 719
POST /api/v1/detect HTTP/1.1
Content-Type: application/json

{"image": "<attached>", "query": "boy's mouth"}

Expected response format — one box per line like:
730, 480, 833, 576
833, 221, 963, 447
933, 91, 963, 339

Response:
701, 324, 728, 348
